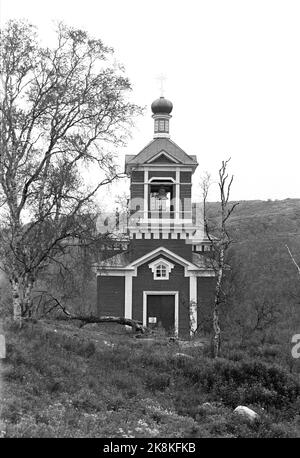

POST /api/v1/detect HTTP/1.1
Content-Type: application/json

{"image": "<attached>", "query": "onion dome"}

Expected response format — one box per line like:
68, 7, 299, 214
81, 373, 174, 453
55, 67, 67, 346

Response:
151, 96, 173, 115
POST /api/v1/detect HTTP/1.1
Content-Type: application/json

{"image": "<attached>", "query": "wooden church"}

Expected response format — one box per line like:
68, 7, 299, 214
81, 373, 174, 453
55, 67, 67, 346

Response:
95, 96, 216, 337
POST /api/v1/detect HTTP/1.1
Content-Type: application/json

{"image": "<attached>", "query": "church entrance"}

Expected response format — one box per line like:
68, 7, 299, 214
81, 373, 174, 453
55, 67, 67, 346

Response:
146, 294, 175, 333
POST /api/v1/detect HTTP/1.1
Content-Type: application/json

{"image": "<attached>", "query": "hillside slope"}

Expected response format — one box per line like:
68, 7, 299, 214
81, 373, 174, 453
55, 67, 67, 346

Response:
2, 199, 300, 438
2, 319, 300, 438
204, 198, 300, 340
207, 198, 300, 240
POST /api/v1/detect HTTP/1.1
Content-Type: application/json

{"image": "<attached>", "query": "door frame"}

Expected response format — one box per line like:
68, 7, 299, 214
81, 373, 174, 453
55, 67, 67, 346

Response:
143, 291, 179, 336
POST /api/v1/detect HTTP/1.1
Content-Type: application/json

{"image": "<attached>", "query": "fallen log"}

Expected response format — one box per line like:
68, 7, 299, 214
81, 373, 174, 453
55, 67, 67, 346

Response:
67, 315, 147, 333
40, 297, 148, 333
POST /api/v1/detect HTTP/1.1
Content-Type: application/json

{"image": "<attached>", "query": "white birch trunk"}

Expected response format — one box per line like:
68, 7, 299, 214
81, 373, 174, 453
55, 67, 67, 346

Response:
213, 248, 224, 358
189, 301, 198, 337
23, 277, 34, 317
11, 278, 22, 327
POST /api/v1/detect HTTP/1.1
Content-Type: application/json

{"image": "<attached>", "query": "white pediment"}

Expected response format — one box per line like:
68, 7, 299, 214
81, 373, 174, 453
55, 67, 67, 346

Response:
148, 257, 175, 275
147, 150, 180, 164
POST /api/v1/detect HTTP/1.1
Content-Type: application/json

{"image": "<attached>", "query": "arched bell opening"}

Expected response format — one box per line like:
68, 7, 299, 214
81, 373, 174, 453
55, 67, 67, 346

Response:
148, 178, 175, 217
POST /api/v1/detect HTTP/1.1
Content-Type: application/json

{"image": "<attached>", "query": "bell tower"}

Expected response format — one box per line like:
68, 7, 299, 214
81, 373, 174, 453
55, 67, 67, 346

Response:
95, 95, 216, 338
125, 96, 201, 245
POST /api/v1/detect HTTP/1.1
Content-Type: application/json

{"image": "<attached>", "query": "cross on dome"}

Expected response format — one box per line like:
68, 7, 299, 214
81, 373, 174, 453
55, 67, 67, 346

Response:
156, 73, 167, 97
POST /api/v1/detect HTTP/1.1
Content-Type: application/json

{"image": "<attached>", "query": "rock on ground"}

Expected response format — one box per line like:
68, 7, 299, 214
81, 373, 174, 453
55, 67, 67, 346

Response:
234, 405, 258, 422
174, 352, 195, 360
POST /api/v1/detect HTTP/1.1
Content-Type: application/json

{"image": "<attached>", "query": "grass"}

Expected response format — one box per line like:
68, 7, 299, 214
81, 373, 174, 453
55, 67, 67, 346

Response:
1, 319, 300, 438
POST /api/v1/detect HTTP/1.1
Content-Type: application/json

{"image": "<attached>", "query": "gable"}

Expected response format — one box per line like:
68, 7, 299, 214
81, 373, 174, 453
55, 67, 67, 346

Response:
128, 246, 195, 270
95, 246, 215, 278
125, 138, 198, 173
148, 257, 175, 272
147, 151, 178, 164
134, 254, 185, 275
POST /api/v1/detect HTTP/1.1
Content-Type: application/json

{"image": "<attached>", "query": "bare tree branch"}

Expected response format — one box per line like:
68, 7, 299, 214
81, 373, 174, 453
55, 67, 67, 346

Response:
201, 158, 238, 358
286, 244, 300, 277
0, 20, 142, 324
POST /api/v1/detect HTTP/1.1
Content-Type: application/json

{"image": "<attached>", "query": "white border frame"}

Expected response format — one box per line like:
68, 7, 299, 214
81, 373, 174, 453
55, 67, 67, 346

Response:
143, 291, 179, 336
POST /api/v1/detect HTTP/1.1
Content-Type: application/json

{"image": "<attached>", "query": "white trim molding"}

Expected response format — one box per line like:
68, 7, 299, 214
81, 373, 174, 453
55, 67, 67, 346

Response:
95, 247, 215, 278
175, 169, 180, 220
143, 291, 179, 337
148, 257, 175, 280
147, 150, 180, 164
124, 274, 133, 319
189, 276, 198, 336
128, 246, 213, 277
148, 176, 176, 183
144, 169, 148, 216
96, 269, 135, 276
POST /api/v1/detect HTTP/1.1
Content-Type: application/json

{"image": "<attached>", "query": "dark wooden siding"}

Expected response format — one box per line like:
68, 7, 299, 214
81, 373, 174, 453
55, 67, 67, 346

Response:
197, 277, 216, 333
180, 171, 192, 183
130, 183, 144, 198
180, 184, 192, 213
97, 276, 125, 316
130, 184, 144, 211
180, 184, 192, 199
131, 171, 144, 182
129, 239, 193, 262
132, 257, 190, 336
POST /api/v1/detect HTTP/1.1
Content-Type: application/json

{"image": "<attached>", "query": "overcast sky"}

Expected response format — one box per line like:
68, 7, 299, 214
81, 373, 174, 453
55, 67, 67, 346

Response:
1, 0, 300, 204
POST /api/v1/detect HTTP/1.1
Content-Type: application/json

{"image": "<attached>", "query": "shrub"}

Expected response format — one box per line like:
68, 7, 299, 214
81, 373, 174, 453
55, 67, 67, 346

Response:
214, 360, 300, 410
175, 357, 300, 412
3, 319, 300, 438
77, 341, 96, 358
140, 351, 173, 371
145, 372, 171, 392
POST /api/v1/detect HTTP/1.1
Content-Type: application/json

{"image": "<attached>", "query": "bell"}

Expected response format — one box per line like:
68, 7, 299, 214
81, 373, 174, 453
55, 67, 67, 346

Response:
158, 187, 167, 199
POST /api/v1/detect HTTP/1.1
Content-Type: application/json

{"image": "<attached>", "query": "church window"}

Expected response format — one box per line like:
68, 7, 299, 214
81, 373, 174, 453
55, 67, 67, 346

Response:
154, 118, 169, 134
148, 257, 175, 280
155, 264, 167, 279
149, 181, 174, 213
159, 120, 165, 131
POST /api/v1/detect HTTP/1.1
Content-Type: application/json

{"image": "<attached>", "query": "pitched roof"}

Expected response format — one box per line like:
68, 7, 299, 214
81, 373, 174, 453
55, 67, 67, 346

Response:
192, 253, 218, 270
96, 246, 216, 273
97, 251, 131, 268
125, 138, 198, 172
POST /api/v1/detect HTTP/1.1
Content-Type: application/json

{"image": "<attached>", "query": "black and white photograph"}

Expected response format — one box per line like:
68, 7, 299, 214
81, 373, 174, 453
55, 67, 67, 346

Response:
1, 0, 300, 445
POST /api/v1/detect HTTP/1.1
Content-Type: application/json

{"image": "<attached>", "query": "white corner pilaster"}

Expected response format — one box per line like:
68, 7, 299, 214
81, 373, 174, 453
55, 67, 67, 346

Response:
144, 169, 149, 217
175, 169, 180, 221
189, 276, 197, 336
124, 274, 133, 319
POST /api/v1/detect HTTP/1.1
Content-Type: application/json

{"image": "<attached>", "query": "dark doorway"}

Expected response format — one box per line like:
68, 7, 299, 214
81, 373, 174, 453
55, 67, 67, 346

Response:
147, 294, 175, 333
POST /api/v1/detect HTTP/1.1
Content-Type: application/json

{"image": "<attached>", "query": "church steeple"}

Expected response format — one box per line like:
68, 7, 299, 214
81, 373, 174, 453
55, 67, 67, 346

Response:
151, 96, 173, 139
125, 95, 199, 241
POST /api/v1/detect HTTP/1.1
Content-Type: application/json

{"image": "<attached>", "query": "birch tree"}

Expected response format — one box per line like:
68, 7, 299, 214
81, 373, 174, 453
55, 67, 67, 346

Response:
286, 245, 300, 279
0, 20, 141, 325
202, 159, 238, 358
